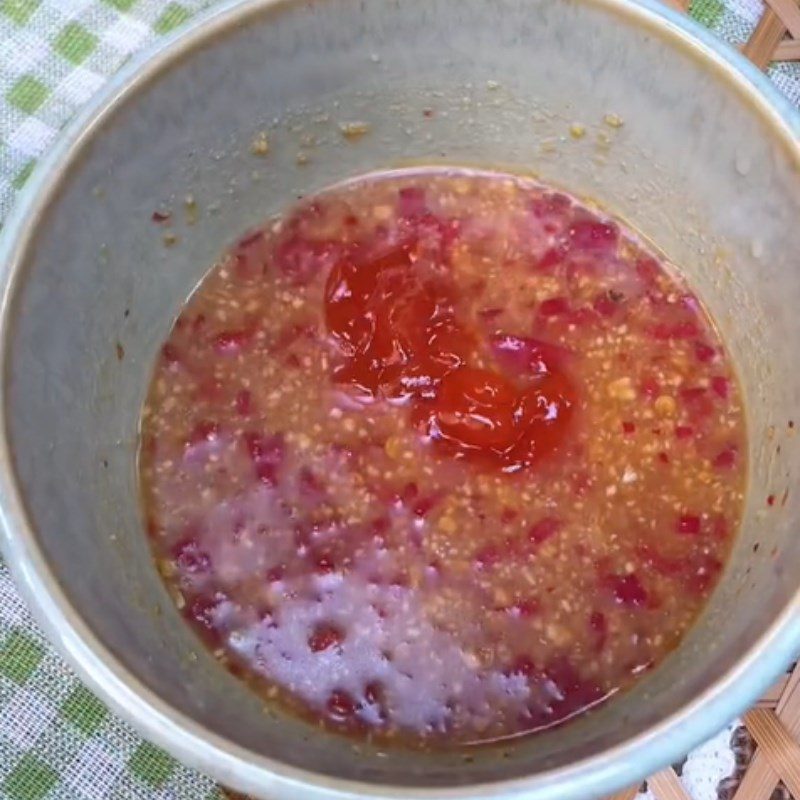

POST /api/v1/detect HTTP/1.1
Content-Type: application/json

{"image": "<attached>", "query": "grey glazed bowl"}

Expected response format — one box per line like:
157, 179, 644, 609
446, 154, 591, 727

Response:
0, 0, 799, 798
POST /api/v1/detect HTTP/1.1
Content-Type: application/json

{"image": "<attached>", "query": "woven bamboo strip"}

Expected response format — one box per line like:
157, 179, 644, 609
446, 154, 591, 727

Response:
744, 708, 800, 799
764, 0, 800, 40
733, 664, 800, 800
774, 38, 800, 58
742, 7, 789, 69
648, 768, 692, 800
605, 785, 641, 800
756, 674, 788, 708
774, 664, 800, 716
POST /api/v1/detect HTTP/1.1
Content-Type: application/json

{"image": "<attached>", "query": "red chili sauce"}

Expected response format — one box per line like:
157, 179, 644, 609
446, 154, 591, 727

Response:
140, 168, 746, 746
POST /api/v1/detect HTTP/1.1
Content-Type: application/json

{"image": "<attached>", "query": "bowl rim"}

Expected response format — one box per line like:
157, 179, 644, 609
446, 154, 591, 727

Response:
0, 1, 798, 798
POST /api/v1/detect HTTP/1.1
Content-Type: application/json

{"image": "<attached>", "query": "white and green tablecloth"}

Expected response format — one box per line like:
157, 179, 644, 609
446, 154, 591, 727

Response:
0, 1, 797, 798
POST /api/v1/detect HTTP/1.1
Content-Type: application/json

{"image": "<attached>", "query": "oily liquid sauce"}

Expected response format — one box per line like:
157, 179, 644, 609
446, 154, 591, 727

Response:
140, 168, 746, 746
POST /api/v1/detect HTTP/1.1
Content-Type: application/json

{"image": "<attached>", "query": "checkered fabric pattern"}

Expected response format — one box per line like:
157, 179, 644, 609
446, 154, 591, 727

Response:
0, 563, 228, 800
0, 564, 224, 800
0, 0, 213, 222
0, 1, 797, 799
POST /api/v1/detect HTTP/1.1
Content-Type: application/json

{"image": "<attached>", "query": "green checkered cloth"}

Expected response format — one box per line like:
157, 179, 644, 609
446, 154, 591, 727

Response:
0, 567, 224, 800
0, 1, 797, 798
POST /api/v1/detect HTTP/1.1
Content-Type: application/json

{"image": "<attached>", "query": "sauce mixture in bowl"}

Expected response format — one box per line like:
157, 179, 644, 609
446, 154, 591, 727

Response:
139, 168, 746, 746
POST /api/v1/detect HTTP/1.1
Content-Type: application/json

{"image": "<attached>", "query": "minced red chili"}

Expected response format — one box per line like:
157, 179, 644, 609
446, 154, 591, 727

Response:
139, 168, 745, 746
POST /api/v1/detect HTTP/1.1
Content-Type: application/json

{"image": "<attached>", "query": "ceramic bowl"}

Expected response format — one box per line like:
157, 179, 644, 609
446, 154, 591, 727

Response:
0, 1, 798, 798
